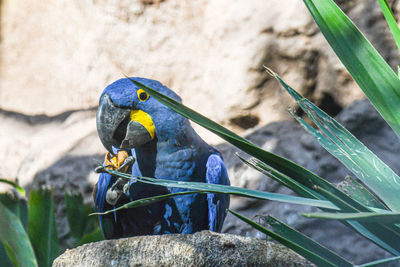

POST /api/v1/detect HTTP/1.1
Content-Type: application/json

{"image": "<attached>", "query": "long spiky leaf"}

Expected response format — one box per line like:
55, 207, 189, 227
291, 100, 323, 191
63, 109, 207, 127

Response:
106, 169, 339, 210
272, 72, 400, 212
378, 0, 400, 54
229, 209, 353, 267
91, 190, 204, 215
304, 0, 400, 138
127, 77, 400, 254
128, 77, 371, 213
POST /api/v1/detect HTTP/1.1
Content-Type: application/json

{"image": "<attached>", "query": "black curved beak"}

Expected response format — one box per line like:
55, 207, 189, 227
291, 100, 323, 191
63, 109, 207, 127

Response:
96, 94, 154, 154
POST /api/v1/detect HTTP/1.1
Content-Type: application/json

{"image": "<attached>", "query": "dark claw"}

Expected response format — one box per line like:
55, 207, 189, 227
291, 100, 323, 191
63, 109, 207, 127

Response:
94, 165, 113, 173
94, 165, 106, 173
117, 156, 136, 171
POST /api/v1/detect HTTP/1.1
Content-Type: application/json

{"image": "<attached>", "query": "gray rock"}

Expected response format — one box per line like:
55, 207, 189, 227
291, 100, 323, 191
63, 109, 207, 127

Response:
52, 231, 312, 267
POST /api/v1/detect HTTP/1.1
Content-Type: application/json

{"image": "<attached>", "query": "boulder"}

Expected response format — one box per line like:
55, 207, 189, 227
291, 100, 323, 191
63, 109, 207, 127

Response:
52, 231, 312, 267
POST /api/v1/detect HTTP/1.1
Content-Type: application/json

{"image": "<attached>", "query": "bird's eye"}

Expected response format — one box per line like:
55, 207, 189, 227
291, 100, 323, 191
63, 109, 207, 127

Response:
137, 89, 149, 102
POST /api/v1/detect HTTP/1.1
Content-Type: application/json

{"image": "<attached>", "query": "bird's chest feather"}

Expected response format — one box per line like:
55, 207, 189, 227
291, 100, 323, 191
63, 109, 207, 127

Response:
132, 142, 209, 233
154, 144, 197, 181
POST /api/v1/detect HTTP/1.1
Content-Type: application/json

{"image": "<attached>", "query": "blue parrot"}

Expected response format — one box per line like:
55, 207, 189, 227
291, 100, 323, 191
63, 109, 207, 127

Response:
93, 77, 230, 239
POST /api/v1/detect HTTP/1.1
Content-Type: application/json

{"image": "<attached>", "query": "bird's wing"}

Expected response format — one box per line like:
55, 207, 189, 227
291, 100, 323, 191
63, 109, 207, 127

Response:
94, 172, 121, 239
205, 154, 230, 232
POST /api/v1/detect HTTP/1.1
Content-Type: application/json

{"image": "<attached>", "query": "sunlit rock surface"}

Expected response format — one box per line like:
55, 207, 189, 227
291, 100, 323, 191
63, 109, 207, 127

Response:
53, 231, 312, 267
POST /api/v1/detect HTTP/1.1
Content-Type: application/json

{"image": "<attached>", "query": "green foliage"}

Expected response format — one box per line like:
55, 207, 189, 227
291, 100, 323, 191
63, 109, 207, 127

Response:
304, 0, 400, 139
28, 190, 60, 267
356, 256, 400, 267
274, 72, 400, 212
102, 169, 339, 211
0, 194, 37, 267
119, 75, 400, 264
0, 179, 26, 198
65, 193, 87, 240
122, 1, 400, 261
229, 210, 352, 267
303, 211, 400, 224
65, 193, 103, 244
378, 0, 400, 55
0, 185, 102, 267
338, 176, 387, 210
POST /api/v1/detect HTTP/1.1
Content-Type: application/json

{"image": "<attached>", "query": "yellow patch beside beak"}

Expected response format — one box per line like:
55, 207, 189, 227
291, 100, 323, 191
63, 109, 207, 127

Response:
130, 110, 155, 139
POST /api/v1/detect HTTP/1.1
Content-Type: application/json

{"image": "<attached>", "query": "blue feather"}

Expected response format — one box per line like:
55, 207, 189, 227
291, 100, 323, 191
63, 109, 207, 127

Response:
206, 154, 230, 231
95, 172, 112, 232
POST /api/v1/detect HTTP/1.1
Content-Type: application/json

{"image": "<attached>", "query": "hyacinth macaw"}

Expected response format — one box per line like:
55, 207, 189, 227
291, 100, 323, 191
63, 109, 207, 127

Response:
93, 77, 230, 239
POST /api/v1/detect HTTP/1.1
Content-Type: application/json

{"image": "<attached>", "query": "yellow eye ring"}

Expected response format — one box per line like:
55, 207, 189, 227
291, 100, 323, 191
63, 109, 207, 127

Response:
137, 89, 149, 102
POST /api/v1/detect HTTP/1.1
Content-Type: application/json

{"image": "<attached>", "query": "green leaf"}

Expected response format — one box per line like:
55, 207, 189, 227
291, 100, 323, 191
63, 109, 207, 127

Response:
0, 192, 29, 266
314, 186, 400, 254
266, 215, 353, 267
378, 0, 400, 53
65, 193, 87, 240
128, 78, 368, 213
106, 169, 339, 210
65, 193, 101, 245
108, 169, 400, 254
0, 193, 28, 230
82, 205, 101, 237
237, 154, 323, 200
272, 72, 400, 212
229, 209, 353, 267
76, 228, 103, 246
356, 255, 400, 267
91, 190, 204, 215
0, 243, 13, 267
268, 70, 400, 254
337, 176, 387, 210
303, 211, 400, 224
237, 156, 400, 254
304, 0, 400, 138
0, 178, 26, 198
127, 77, 400, 254
0, 201, 37, 267
28, 189, 60, 267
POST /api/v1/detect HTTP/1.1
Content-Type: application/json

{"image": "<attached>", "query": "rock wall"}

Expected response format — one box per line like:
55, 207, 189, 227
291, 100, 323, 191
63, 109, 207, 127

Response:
3, 0, 397, 130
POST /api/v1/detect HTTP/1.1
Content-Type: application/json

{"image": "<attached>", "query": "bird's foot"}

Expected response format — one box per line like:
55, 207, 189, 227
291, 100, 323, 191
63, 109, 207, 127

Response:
106, 177, 131, 205
96, 150, 135, 205
117, 156, 135, 172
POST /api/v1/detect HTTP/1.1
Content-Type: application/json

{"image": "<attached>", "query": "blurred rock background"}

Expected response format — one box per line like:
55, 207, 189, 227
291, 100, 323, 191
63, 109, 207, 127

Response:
1, 0, 400, 265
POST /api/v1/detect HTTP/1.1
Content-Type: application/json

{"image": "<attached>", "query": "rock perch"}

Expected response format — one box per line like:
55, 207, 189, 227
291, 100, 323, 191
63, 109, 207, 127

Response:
53, 231, 312, 266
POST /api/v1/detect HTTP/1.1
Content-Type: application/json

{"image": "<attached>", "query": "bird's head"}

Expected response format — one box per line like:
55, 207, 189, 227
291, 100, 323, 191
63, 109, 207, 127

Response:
96, 77, 184, 154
